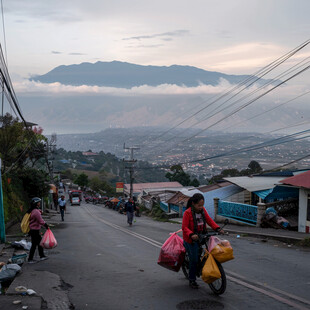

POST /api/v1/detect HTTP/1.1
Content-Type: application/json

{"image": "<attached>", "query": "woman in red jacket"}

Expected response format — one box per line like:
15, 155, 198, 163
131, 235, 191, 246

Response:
182, 193, 221, 288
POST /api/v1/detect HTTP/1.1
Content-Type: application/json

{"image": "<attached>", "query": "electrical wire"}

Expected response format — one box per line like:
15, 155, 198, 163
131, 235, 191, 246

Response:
141, 39, 310, 147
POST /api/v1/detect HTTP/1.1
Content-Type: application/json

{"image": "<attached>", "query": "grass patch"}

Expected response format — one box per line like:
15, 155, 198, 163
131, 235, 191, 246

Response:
298, 237, 310, 247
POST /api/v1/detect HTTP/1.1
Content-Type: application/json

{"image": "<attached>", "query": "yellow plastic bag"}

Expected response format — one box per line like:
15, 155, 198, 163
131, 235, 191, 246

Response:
21, 213, 31, 234
201, 253, 221, 284
211, 244, 234, 263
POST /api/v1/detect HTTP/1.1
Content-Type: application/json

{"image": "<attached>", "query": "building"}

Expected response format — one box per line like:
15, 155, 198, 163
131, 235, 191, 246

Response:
280, 170, 310, 233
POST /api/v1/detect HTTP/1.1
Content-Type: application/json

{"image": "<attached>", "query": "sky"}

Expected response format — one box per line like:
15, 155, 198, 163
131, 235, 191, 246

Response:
0, 0, 310, 134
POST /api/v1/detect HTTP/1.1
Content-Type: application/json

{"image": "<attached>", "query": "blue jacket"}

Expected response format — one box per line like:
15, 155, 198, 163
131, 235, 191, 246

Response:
125, 201, 135, 213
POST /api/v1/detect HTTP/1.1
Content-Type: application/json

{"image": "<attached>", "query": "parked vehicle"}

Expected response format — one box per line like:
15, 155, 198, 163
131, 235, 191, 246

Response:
71, 196, 80, 206
69, 190, 83, 203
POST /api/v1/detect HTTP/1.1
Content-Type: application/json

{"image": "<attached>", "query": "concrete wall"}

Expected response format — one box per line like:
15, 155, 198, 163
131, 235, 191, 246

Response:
298, 188, 310, 233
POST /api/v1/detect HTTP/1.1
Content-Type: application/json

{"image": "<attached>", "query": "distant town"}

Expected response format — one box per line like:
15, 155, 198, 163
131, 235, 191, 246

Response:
52, 127, 310, 181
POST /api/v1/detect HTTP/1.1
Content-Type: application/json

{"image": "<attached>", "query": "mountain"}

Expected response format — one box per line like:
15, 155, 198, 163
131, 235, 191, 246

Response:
31, 61, 253, 88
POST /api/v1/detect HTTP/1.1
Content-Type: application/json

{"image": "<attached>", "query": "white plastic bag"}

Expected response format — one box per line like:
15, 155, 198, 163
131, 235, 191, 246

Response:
0, 264, 21, 282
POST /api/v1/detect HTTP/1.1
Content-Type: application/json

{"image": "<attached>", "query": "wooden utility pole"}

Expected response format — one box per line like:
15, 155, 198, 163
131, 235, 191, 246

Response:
0, 158, 6, 243
123, 144, 140, 199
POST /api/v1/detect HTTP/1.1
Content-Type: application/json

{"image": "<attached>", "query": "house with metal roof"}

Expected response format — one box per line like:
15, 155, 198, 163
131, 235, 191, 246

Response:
124, 182, 183, 197
280, 170, 310, 233
223, 175, 299, 204
166, 182, 243, 219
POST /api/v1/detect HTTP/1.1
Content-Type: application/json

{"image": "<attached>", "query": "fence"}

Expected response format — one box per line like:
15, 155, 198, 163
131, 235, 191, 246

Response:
218, 200, 258, 225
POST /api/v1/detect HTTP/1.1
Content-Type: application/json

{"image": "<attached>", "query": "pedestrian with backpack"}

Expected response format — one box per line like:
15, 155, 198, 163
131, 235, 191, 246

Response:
28, 197, 49, 263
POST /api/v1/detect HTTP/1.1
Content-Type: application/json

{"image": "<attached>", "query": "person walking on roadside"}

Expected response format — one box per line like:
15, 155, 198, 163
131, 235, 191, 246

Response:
58, 195, 66, 221
125, 198, 136, 226
53, 192, 58, 211
28, 197, 49, 263
182, 193, 223, 289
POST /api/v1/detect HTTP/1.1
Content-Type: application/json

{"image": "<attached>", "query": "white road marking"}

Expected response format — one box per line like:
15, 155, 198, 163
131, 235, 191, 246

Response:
85, 205, 310, 309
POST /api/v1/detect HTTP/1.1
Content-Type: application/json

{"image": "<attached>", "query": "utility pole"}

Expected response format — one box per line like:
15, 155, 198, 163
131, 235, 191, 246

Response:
123, 144, 140, 199
0, 158, 5, 243
46, 133, 57, 183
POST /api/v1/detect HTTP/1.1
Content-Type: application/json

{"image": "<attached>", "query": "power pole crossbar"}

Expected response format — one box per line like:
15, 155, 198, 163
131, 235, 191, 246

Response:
123, 144, 140, 199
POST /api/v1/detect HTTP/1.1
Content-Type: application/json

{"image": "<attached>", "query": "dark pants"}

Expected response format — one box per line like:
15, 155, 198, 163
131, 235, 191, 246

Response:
60, 207, 65, 221
184, 241, 200, 281
29, 230, 44, 260
127, 212, 134, 225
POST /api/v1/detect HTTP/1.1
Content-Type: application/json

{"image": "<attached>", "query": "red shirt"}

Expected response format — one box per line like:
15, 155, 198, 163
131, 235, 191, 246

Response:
182, 208, 219, 243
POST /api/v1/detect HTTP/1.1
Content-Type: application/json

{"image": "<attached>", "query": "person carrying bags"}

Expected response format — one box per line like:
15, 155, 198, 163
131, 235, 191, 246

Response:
182, 193, 223, 289
28, 197, 49, 263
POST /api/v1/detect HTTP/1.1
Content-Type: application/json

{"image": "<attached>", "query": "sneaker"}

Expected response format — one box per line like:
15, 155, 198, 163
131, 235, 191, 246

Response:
189, 281, 199, 289
40, 257, 48, 261
28, 260, 37, 264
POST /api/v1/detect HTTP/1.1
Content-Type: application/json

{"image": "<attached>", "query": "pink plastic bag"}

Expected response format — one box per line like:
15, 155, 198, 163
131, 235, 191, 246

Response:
207, 236, 232, 252
40, 229, 57, 249
157, 230, 185, 272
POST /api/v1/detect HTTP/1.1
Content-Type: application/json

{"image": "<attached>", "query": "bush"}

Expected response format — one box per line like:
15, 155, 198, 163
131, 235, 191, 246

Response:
298, 237, 310, 247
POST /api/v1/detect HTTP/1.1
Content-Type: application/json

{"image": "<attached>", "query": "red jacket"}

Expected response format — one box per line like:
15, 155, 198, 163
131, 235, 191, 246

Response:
182, 208, 219, 243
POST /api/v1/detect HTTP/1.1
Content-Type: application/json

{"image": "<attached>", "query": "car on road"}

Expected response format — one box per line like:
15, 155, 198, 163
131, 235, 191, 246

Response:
71, 196, 80, 206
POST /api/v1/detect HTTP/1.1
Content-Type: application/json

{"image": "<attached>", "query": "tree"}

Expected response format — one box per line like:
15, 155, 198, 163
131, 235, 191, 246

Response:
0, 113, 48, 174
74, 173, 89, 187
165, 165, 191, 186
190, 178, 200, 187
248, 160, 262, 173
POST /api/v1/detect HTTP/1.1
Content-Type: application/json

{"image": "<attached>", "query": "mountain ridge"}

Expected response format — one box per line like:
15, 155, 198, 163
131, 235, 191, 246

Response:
31, 60, 254, 88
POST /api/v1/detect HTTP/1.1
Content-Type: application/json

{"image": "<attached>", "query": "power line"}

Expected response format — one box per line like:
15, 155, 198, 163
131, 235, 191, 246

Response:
143, 39, 310, 148
135, 128, 310, 170
0, 0, 7, 67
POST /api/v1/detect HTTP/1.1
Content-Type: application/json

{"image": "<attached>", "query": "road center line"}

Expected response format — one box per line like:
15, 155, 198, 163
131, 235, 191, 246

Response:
227, 276, 309, 310
85, 206, 309, 308
226, 270, 310, 307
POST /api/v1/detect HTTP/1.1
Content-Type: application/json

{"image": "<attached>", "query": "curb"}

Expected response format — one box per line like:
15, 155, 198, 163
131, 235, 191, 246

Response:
225, 229, 304, 244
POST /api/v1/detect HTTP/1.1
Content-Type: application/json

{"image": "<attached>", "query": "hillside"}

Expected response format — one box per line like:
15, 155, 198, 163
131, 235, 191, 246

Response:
32, 60, 254, 88
53, 148, 167, 184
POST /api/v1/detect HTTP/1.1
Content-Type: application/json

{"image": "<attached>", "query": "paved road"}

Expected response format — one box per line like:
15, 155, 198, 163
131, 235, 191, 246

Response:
39, 201, 310, 310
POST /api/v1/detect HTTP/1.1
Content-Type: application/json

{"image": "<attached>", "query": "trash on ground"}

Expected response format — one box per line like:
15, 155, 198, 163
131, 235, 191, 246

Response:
0, 264, 21, 282
27, 289, 36, 295
13, 300, 22, 305
10, 240, 32, 251
261, 207, 291, 230
236, 235, 240, 238
11, 253, 28, 264
22, 306, 29, 309
15, 286, 27, 292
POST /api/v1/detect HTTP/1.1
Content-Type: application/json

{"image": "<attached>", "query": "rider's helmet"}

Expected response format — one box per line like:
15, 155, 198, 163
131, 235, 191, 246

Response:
31, 197, 41, 208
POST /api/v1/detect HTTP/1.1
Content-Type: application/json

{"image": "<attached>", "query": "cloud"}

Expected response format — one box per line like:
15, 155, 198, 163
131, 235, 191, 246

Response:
68, 52, 87, 55
126, 44, 164, 49
122, 29, 189, 41
51, 51, 62, 54
13, 78, 233, 97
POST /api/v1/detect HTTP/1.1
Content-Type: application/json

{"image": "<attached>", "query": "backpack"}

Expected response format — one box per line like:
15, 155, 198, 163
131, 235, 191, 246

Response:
21, 213, 31, 234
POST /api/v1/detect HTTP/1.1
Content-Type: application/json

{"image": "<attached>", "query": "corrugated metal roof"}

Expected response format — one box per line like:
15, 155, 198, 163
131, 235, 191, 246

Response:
280, 170, 310, 189
198, 182, 232, 193
124, 182, 183, 192
223, 176, 285, 192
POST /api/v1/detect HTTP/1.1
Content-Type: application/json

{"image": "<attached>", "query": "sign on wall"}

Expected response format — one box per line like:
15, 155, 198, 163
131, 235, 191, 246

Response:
116, 182, 124, 193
